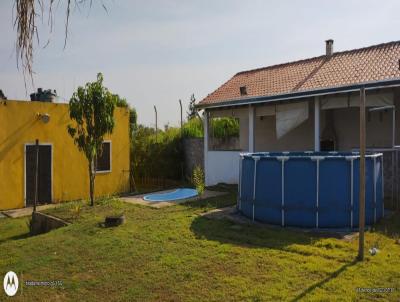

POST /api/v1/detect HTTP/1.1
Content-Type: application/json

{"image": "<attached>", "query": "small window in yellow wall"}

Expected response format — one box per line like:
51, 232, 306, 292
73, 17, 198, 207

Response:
96, 141, 111, 173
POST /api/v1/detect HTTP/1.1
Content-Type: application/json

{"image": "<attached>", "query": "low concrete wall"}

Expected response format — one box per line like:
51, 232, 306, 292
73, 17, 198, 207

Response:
209, 137, 240, 151
30, 212, 69, 235
183, 138, 204, 179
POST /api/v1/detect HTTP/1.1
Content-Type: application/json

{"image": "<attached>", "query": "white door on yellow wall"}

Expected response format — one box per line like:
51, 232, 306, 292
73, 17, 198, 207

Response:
25, 144, 52, 207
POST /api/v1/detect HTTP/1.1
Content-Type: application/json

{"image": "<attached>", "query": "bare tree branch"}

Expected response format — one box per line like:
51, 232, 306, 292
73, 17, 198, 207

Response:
13, 0, 108, 86
64, 0, 71, 49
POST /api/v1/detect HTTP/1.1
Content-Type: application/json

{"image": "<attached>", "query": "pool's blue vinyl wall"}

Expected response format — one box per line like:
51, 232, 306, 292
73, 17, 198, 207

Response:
238, 152, 384, 229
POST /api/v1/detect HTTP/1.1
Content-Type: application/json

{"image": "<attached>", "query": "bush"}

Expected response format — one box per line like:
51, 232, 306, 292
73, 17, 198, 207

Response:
131, 117, 240, 183
192, 166, 205, 195
182, 118, 203, 138
70, 204, 82, 220
210, 117, 239, 138
182, 117, 239, 139
132, 125, 183, 181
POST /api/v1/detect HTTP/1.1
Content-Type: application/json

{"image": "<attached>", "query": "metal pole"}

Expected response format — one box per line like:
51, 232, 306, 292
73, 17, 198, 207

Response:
358, 87, 366, 261
252, 157, 259, 222
350, 158, 354, 228
179, 99, 184, 182
249, 106, 255, 152
179, 99, 183, 131
282, 159, 285, 227
34, 139, 39, 212
203, 111, 209, 186
278, 157, 287, 227
392, 152, 395, 208
392, 106, 396, 148
238, 155, 243, 211
314, 96, 320, 152
373, 157, 377, 223
394, 108, 398, 211
154, 105, 158, 143
382, 155, 385, 217
316, 159, 320, 229
394, 148, 400, 211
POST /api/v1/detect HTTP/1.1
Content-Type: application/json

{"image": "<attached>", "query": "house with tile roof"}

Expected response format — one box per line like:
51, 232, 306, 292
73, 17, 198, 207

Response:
197, 40, 400, 204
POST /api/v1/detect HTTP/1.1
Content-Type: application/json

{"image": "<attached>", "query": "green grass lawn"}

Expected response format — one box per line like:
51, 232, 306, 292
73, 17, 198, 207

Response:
0, 189, 399, 301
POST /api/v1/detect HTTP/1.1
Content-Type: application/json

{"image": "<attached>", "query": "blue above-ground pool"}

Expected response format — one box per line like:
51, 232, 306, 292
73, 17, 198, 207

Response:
143, 188, 198, 202
238, 151, 384, 229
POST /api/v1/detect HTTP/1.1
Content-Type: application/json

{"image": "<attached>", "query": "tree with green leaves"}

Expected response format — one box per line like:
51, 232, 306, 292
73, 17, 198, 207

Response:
67, 73, 117, 206
187, 94, 197, 120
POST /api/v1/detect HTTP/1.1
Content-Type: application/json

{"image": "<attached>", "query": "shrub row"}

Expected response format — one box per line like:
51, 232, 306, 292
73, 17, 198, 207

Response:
131, 117, 239, 181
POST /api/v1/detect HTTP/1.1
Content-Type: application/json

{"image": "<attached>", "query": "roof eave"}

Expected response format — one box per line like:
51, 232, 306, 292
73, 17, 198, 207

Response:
196, 78, 400, 110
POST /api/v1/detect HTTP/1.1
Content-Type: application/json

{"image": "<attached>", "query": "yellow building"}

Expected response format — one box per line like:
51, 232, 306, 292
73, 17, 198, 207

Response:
0, 99, 130, 210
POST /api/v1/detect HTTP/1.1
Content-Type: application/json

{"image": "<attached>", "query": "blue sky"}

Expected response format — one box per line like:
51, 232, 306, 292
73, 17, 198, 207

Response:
1, 0, 399, 126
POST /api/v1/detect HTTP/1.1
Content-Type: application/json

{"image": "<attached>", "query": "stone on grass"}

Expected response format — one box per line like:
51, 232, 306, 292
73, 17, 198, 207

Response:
369, 247, 379, 256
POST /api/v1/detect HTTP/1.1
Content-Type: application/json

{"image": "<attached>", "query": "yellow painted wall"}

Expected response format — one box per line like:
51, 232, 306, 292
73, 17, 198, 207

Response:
0, 100, 130, 210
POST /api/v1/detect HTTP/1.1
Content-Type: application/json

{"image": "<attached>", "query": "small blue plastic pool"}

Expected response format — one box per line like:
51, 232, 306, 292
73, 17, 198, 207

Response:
143, 188, 198, 202
238, 151, 384, 229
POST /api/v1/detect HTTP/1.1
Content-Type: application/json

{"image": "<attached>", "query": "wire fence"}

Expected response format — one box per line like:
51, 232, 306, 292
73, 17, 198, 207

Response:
369, 147, 400, 211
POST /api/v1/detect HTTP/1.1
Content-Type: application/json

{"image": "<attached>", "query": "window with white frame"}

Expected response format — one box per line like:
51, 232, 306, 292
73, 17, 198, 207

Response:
96, 141, 111, 172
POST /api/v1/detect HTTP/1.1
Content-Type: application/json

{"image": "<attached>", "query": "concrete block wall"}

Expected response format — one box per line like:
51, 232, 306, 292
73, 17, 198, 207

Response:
183, 138, 204, 179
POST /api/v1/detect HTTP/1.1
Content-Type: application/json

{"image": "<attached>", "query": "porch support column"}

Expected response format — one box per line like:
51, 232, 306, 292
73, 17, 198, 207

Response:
249, 105, 255, 152
203, 110, 209, 185
314, 96, 320, 152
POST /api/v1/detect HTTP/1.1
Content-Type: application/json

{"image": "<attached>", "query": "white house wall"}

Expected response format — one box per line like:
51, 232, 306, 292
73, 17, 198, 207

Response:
205, 107, 248, 185
205, 151, 240, 185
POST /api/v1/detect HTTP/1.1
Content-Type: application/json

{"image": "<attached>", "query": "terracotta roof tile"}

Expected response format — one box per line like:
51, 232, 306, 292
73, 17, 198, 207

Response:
199, 41, 400, 106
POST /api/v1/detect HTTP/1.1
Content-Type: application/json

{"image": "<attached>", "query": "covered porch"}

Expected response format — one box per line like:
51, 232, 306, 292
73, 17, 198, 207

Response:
203, 86, 400, 209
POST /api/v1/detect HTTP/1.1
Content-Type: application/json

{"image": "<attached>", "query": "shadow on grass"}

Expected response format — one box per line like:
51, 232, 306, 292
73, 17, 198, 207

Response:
0, 232, 31, 245
184, 184, 238, 210
289, 259, 358, 301
190, 215, 314, 250
191, 215, 359, 297
184, 193, 237, 210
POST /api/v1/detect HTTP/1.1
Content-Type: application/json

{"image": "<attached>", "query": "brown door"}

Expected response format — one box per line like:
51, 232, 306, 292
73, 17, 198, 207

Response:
26, 145, 52, 206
